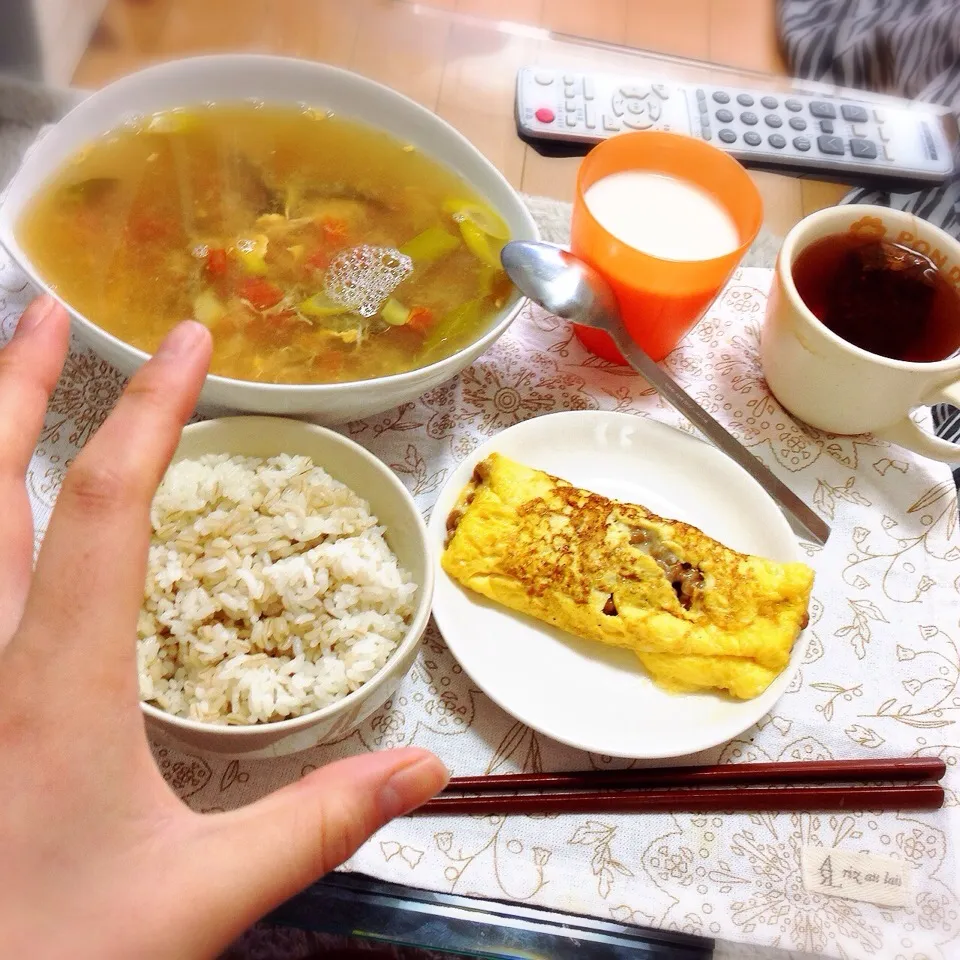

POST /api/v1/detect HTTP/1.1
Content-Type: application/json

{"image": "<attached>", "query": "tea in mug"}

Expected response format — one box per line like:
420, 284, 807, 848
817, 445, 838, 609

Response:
791, 233, 960, 363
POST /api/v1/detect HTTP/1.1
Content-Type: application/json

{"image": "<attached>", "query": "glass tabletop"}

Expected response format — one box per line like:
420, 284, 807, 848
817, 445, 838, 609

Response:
267, 871, 715, 959
73, 0, 956, 241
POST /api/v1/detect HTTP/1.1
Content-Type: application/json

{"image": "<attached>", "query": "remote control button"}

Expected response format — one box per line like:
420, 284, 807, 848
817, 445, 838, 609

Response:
873, 107, 885, 123
851, 124, 867, 139
565, 113, 578, 127
652, 83, 670, 99
920, 121, 939, 161
602, 114, 620, 132
761, 95, 779, 109
565, 99, 578, 112
737, 93, 755, 106
809, 100, 837, 119
584, 102, 597, 129
699, 100, 709, 115
817, 134, 845, 155
793, 136, 811, 151
785, 98, 803, 112
819, 120, 834, 134
622, 116, 654, 130
743, 131, 762, 146
841, 104, 869, 123
712, 91, 731, 104
534, 107, 555, 123
715, 108, 734, 123
563, 74, 575, 84
610, 93, 625, 116
620, 84, 651, 99
883, 144, 895, 162
701, 128, 712, 141
696, 88, 706, 102
647, 100, 662, 121
850, 137, 878, 159
768, 133, 786, 149
718, 128, 737, 144
627, 99, 646, 115
564, 86, 577, 99
534, 72, 554, 85
740, 111, 758, 125
789, 116, 807, 131
878, 126, 891, 142
583, 77, 595, 100
765, 114, 783, 128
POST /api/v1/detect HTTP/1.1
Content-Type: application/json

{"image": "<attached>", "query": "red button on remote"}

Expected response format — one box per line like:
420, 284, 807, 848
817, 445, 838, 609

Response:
535, 107, 555, 123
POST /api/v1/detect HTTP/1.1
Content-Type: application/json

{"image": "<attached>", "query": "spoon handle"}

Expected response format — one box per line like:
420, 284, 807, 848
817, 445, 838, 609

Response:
610, 332, 831, 546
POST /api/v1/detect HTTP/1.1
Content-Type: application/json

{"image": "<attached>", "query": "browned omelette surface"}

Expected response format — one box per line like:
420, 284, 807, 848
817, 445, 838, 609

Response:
442, 453, 814, 700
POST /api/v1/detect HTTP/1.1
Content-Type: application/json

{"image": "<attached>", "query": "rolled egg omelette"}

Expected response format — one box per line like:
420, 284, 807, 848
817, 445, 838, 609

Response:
441, 453, 814, 700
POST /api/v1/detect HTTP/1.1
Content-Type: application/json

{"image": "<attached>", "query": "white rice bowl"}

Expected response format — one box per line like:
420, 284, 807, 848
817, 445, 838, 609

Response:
138, 453, 417, 725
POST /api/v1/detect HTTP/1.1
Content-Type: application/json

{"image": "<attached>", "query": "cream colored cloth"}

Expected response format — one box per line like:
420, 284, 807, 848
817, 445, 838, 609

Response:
2, 222, 958, 959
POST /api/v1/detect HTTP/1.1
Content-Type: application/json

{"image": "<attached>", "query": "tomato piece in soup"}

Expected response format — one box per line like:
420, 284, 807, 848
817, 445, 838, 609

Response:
237, 277, 284, 310
205, 248, 228, 279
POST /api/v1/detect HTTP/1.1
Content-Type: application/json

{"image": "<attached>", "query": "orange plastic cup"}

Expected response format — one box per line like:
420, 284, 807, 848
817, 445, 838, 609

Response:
570, 131, 763, 363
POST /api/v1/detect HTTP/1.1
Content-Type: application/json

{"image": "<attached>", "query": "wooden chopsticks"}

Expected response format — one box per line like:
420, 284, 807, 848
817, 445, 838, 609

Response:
411, 757, 946, 816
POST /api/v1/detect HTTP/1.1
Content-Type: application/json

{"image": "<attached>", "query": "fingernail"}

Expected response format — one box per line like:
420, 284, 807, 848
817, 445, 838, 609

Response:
15, 295, 57, 337
378, 752, 450, 821
156, 321, 208, 360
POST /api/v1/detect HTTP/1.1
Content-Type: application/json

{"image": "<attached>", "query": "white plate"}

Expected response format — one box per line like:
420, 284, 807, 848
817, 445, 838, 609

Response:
428, 411, 809, 759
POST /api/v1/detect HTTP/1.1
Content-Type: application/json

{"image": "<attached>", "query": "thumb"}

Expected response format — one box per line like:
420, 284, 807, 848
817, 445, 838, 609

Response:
192, 747, 447, 925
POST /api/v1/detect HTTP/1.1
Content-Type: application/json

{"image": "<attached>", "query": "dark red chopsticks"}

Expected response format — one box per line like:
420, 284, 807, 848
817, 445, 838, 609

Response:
420, 784, 943, 815
443, 756, 945, 792
410, 757, 946, 816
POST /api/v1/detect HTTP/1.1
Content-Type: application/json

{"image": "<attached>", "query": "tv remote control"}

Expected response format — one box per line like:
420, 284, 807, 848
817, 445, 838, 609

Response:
516, 67, 957, 187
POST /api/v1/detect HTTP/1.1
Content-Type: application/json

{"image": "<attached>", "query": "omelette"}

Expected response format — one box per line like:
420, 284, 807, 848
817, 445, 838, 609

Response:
442, 453, 814, 700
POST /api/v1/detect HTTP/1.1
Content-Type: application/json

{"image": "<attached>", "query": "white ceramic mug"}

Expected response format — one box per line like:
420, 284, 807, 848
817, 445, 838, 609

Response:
762, 204, 960, 462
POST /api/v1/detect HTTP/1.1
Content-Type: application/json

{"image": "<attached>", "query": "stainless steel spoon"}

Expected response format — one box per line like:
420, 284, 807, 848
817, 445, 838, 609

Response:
501, 240, 830, 546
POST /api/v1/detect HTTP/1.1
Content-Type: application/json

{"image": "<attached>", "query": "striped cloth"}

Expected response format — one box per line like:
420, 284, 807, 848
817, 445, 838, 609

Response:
777, 0, 960, 478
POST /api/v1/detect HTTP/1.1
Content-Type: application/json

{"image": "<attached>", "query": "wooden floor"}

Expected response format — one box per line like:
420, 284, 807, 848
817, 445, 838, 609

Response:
426, 0, 788, 74
72, 0, 848, 232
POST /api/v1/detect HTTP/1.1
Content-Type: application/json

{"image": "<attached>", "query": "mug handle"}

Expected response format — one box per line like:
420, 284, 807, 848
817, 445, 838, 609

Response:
873, 378, 960, 462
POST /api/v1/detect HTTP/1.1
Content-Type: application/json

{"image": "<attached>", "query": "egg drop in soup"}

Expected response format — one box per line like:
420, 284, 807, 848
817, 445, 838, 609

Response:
16, 104, 514, 384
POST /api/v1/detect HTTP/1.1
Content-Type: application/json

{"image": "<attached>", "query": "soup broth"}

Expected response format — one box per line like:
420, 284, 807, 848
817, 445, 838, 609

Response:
17, 103, 514, 384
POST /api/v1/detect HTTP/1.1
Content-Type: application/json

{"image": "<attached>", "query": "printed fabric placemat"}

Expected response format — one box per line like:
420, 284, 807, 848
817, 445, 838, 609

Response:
2, 252, 958, 960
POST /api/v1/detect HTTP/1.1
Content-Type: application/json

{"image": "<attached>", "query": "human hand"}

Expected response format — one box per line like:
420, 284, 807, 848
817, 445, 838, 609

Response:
0, 296, 448, 960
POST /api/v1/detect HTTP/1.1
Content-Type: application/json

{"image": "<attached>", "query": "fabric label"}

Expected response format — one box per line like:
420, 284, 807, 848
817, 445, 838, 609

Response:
801, 846, 910, 907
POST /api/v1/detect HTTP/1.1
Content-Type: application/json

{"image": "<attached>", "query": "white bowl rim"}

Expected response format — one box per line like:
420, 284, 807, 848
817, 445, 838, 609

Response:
139, 415, 435, 737
0, 53, 537, 394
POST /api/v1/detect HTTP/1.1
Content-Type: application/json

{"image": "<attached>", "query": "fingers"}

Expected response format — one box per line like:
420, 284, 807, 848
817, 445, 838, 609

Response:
11, 321, 211, 683
187, 749, 448, 935
0, 297, 71, 649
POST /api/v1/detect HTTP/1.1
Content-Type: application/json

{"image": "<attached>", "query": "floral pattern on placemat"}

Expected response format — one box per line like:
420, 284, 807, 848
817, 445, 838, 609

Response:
3, 250, 959, 959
